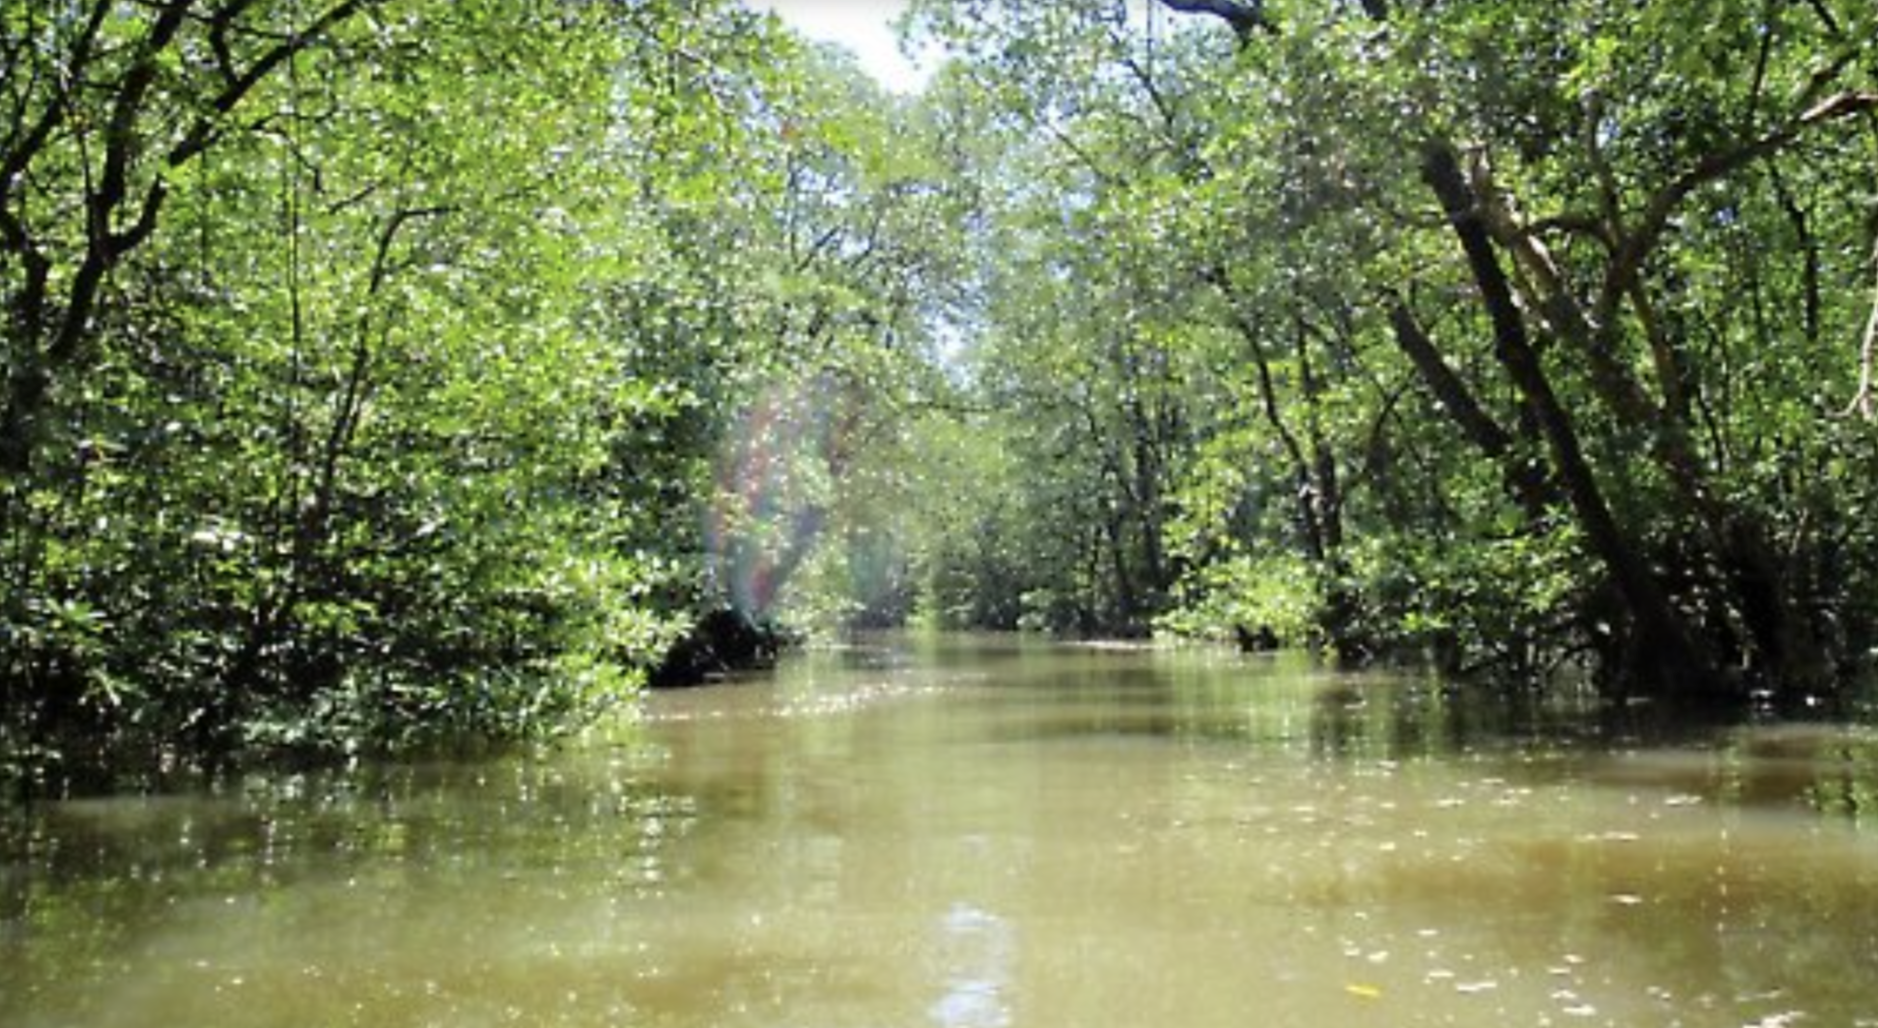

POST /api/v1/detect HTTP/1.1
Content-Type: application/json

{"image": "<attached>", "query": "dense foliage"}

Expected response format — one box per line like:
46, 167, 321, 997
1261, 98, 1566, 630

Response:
5, 0, 1876, 777
0, 0, 953, 775
897, 0, 1878, 706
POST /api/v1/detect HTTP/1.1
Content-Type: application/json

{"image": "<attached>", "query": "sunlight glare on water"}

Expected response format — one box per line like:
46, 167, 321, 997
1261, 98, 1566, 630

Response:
4, 635, 1878, 1027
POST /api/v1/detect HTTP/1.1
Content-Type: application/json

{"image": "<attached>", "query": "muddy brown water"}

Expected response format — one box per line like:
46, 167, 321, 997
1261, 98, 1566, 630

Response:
4, 635, 1877, 1027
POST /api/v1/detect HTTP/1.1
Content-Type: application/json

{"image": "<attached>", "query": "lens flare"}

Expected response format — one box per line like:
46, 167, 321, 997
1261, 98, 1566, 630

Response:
704, 373, 862, 619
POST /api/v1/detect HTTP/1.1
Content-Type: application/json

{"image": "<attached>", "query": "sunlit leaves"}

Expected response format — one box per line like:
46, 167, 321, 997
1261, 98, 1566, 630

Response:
2, 0, 802, 765
898, 0, 1878, 690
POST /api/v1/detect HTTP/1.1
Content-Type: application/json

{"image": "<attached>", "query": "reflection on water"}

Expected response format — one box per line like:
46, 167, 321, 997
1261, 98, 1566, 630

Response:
929, 903, 1012, 1028
3, 634, 1878, 1027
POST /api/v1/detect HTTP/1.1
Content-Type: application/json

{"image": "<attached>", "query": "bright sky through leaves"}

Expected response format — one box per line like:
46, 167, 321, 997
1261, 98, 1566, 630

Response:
753, 0, 933, 93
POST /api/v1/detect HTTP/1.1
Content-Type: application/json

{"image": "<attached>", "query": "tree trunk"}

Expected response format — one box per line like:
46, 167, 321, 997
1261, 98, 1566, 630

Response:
1420, 139, 1724, 697
1385, 298, 1555, 520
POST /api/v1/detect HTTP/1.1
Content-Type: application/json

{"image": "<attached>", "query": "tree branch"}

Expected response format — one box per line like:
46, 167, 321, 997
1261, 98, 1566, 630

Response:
1382, 295, 1554, 514
1154, 0, 1277, 41
167, 0, 378, 172
1422, 137, 1717, 691
1609, 87, 1877, 311
4, 0, 378, 478
0, 0, 112, 220
1847, 238, 1878, 420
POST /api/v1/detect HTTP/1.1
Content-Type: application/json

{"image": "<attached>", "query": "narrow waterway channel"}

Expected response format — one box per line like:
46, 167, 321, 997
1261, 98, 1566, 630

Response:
4, 635, 1878, 1027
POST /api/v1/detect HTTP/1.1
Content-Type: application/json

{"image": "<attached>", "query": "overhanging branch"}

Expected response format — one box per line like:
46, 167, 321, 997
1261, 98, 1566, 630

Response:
1154, 0, 1277, 41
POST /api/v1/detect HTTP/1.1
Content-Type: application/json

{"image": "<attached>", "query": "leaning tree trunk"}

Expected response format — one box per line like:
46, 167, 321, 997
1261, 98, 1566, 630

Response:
1419, 139, 1725, 698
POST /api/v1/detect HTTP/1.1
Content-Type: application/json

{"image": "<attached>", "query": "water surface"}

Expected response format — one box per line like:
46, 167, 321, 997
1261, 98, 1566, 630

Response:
5, 636, 1878, 1027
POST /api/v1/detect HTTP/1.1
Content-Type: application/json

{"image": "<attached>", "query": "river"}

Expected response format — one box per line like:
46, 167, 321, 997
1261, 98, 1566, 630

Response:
4, 635, 1877, 1027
